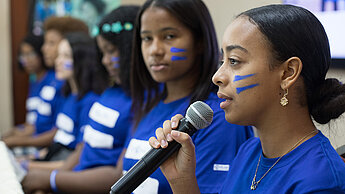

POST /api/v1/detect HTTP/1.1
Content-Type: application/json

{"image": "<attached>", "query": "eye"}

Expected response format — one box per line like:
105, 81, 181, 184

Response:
229, 58, 240, 66
141, 35, 152, 42
165, 34, 175, 40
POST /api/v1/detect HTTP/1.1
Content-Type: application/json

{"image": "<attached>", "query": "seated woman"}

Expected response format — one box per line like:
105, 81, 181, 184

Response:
24, 32, 107, 170
120, 0, 253, 193
21, 6, 140, 193
3, 34, 48, 140
3, 17, 89, 149
150, 4, 345, 193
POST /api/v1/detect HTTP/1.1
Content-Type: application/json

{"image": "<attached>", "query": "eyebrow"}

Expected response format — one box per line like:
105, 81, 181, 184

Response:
225, 45, 248, 53
141, 27, 178, 34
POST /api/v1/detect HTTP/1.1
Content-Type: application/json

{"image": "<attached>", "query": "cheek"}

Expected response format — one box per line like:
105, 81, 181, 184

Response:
232, 73, 260, 95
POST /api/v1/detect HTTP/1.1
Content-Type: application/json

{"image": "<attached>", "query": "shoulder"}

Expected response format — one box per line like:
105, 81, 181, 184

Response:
293, 132, 345, 191
101, 87, 131, 101
81, 91, 100, 102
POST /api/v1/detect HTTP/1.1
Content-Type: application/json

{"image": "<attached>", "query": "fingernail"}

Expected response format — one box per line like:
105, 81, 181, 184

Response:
166, 133, 173, 141
153, 140, 160, 147
161, 139, 167, 147
171, 130, 180, 137
171, 121, 177, 128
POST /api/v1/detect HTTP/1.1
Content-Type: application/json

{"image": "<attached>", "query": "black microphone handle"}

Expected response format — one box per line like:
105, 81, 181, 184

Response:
110, 118, 196, 194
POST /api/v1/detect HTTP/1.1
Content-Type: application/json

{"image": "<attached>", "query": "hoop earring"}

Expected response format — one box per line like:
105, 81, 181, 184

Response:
280, 89, 289, 106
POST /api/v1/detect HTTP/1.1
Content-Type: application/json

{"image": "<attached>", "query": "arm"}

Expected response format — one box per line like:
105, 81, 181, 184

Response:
28, 160, 65, 171
59, 142, 84, 171
27, 143, 84, 171
22, 148, 125, 194
2, 124, 35, 139
149, 114, 200, 194
3, 128, 57, 148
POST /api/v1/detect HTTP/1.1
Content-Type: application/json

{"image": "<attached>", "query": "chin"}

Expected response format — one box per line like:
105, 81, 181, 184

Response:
224, 112, 243, 126
46, 61, 55, 68
55, 74, 64, 80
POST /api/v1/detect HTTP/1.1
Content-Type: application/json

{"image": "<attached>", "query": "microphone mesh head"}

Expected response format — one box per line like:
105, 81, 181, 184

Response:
185, 101, 213, 129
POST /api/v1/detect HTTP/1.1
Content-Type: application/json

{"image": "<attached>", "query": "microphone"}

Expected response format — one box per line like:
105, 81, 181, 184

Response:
110, 101, 214, 194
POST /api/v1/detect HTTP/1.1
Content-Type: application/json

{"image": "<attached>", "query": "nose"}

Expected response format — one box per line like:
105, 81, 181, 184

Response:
42, 43, 48, 55
212, 63, 228, 87
149, 38, 164, 57
102, 54, 111, 67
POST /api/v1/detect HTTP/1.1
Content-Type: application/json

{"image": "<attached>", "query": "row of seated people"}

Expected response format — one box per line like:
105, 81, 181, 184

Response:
2, 0, 345, 193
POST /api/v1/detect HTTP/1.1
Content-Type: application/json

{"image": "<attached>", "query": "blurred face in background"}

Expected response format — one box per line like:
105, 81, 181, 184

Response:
55, 39, 74, 80
42, 30, 63, 68
96, 35, 121, 84
140, 7, 197, 84
19, 43, 43, 74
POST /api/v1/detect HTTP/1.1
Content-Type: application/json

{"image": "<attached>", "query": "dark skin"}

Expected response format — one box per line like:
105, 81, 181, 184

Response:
3, 128, 57, 148
22, 149, 125, 194
148, 16, 319, 193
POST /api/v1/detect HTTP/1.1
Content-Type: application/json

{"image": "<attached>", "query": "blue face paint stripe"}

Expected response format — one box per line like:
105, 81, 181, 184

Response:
233, 74, 255, 82
64, 62, 73, 70
236, 84, 259, 94
170, 47, 187, 53
111, 57, 119, 62
113, 63, 120, 68
171, 56, 187, 61
111, 57, 120, 68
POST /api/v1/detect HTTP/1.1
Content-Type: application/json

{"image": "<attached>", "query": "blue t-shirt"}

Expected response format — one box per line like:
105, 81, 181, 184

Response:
25, 70, 54, 125
34, 71, 64, 135
221, 131, 345, 193
122, 92, 253, 194
74, 87, 132, 171
53, 92, 99, 149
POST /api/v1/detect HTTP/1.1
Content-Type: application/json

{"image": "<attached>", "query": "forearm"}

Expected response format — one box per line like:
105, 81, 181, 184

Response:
169, 176, 200, 194
1, 124, 35, 139
56, 166, 122, 194
14, 124, 35, 136
28, 160, 65, 171
19, 129, 57, 147
60, 143, 84, 171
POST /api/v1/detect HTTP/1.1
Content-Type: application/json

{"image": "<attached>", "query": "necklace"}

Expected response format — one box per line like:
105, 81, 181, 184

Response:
250, 130, 318, 190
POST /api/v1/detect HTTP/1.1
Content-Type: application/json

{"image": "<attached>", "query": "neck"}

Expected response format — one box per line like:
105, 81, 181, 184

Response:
163, 61, 200, 103
68, 78, 78, 94
35, 69, 47, 81
256, 105, 317, 158
164, 78, 196, 103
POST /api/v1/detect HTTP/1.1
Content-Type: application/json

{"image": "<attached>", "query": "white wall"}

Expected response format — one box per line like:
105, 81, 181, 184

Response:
0, 0, 13, 136
203, 0, 282, 45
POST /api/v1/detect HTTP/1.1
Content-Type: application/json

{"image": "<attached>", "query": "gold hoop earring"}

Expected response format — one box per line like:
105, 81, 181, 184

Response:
280, 89, 288, 106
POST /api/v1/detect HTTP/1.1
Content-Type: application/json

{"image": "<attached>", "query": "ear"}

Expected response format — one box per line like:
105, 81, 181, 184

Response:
280, 57, 303, 90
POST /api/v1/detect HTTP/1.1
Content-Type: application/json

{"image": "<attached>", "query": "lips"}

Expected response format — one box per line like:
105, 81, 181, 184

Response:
149, 63, 168, 71
217, 92, 233, 109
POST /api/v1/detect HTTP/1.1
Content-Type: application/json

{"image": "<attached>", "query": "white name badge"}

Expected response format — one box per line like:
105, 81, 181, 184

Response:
213, 164, 230, 172
40, 86, 56, 101
37, 101, 51, 116
122, 170, 159, 194
88, 102, 120, 128
56, 113, 74, 132
124, 139, 151, 160
83, 125, 114, 149
26, 112, 37, 125
133, 176, 159, 194
26, 97, 41, 110
54, 130, 75, 146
